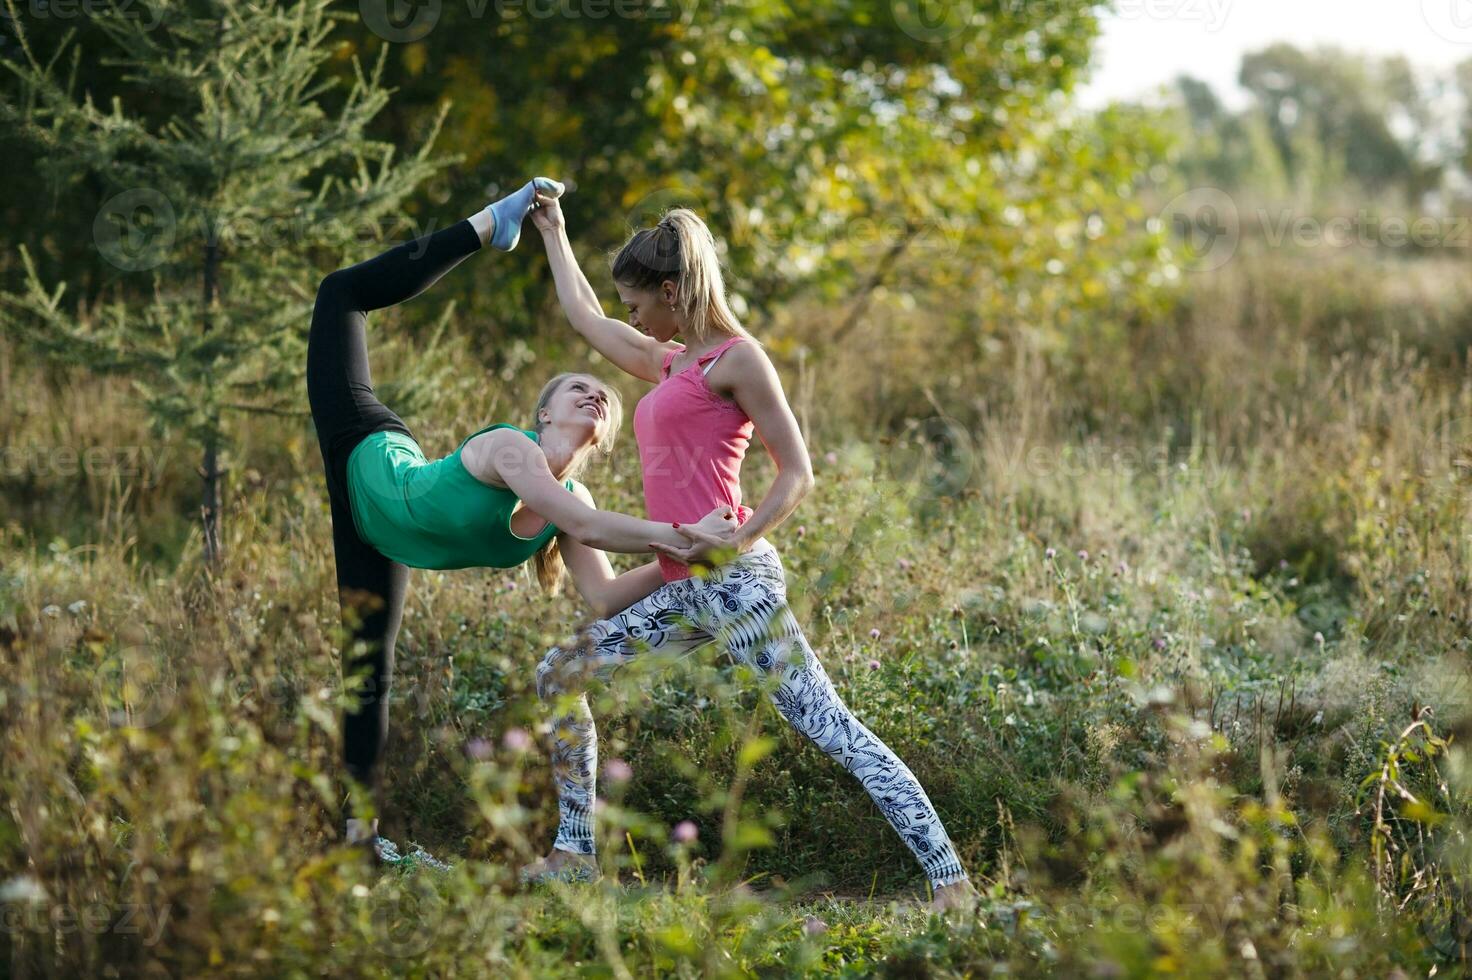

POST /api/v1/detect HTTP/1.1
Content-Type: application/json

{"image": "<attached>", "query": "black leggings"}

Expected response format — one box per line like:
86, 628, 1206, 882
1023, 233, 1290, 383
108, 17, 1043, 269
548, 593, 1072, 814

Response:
306, 219, 482, 791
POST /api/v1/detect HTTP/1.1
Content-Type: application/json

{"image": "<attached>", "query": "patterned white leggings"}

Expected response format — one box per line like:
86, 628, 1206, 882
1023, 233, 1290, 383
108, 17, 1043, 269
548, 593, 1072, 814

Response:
535, 541, 968, 890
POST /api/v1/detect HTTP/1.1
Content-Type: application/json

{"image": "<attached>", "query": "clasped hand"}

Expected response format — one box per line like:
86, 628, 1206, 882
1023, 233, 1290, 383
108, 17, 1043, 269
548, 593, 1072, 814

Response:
652, 506, 741, 569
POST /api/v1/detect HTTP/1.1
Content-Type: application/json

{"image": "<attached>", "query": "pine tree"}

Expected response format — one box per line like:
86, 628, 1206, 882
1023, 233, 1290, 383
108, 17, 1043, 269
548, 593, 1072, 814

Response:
0, 0, 448, 563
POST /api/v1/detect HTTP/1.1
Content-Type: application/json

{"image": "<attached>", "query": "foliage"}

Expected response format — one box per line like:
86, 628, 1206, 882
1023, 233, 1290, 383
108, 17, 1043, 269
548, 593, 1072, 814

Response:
3, 245, 1471, 975
0, 0, 448, 557
1164, 44, 1450, 206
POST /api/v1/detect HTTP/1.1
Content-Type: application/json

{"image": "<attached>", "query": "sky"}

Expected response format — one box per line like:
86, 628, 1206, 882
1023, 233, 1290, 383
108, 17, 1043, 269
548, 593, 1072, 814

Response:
1077, 0, 1472, 108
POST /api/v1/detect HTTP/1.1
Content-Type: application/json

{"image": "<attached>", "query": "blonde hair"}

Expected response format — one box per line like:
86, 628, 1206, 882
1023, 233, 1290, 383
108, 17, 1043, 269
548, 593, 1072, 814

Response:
530, 372, 623, 595
611, 208, 755, 346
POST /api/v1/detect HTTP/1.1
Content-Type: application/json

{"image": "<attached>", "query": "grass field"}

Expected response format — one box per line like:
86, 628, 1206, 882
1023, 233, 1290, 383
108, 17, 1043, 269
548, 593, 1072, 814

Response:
2, 246, 1469, 977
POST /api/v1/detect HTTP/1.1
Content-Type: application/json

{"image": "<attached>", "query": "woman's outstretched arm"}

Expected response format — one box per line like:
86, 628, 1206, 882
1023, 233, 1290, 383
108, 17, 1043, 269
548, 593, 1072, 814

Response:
558, 486, 668, 617
531, 193, 676, 383
462, 427, 735, 556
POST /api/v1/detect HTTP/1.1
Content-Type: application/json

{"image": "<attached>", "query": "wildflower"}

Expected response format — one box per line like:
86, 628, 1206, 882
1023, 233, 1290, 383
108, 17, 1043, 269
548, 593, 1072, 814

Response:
502, 727, 532, 752
1114, 561, 1127, 576
603, 758, 633, 783
1152, 637, 1167, 650
1044, 547, 1056, 560
897, 558, 911, 571
466, 738, 492, 761
672, 820, 698, 844
42, 605, 60, 618
67, 600, 87, 615
869, 628, 881, 640
824, 451, 838, 466
796, 525, 807, 539
868, 659, 881, 670
1313, 631, 1324, 645
1077, 550, 1089, 562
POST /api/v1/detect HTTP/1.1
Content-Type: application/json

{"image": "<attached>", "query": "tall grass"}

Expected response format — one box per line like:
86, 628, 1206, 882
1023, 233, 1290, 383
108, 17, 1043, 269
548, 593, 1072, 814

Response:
1, 248, 1469, 976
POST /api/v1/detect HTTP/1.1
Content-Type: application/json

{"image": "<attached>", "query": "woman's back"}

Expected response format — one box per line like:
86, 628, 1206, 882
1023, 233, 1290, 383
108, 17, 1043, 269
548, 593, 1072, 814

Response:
347, 424, 567, 570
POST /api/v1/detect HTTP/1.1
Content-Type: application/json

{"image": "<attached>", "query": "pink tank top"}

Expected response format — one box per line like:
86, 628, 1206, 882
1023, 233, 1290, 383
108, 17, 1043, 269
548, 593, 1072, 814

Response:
634, 336, 754, 581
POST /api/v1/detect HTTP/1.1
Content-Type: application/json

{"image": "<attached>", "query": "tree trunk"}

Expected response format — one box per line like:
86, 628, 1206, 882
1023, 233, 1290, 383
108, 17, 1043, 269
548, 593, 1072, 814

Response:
201, 236, 223, 564
201, 440, 222, 565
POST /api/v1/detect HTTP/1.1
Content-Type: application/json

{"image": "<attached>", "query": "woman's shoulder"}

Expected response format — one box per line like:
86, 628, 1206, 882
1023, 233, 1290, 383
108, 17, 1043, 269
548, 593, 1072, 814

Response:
461, 421, 535, 447
459, 424, 540, 487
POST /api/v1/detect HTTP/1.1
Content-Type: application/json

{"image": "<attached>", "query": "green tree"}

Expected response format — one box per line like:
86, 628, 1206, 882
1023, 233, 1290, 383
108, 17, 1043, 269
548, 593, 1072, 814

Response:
321, 1, 1166, 411
1237, 44, 1440, 203
0, 0, 448, 562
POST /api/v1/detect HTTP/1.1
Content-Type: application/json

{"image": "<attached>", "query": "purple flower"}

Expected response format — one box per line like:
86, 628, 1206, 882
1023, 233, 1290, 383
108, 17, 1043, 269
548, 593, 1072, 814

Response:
1044, 547, 1057, 560
1077, 549, 1089, 562
796, 525, 807, 539
672, 820, 698, 844
1115, 561, 1127, 576
867, 659, 881, 670
824, 451, 838, 466
1152, 637, 1167, 650
897, 558, 911, 571
466, 738, 492, 761
869, 628, 881, 640
502, 727, 532, 752
603, 758, 632, 783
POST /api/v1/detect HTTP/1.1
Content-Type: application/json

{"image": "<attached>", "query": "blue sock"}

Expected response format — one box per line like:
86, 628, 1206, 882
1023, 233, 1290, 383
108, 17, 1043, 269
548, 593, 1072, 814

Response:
486, 177, 564, 251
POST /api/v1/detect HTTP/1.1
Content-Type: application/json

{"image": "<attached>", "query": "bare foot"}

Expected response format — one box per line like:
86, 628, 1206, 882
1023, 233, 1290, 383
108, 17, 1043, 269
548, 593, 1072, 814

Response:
929, 878, 981, 913
519, 849, 599, 884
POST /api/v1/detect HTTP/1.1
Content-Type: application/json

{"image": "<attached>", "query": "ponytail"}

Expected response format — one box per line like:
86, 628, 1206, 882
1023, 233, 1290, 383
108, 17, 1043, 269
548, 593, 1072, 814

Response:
612, 208, 754, 346
533, 537, 565, 595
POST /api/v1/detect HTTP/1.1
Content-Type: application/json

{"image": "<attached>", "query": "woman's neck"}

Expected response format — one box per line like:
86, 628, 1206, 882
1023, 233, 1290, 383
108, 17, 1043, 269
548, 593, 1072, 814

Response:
537, 425, 583, 481
675, 330, 732, 361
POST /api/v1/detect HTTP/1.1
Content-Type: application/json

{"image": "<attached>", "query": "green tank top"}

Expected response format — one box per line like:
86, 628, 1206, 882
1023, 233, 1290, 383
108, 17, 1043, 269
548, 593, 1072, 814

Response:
345, 423, 571, 570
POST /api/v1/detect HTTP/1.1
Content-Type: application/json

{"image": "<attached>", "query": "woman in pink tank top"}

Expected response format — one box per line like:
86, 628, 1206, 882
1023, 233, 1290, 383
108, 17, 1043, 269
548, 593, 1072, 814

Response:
522, 195, 977, 909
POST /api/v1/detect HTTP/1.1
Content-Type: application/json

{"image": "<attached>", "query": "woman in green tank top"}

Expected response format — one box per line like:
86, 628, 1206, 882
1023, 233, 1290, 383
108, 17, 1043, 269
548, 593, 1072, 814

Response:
307, 184, 736, 860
